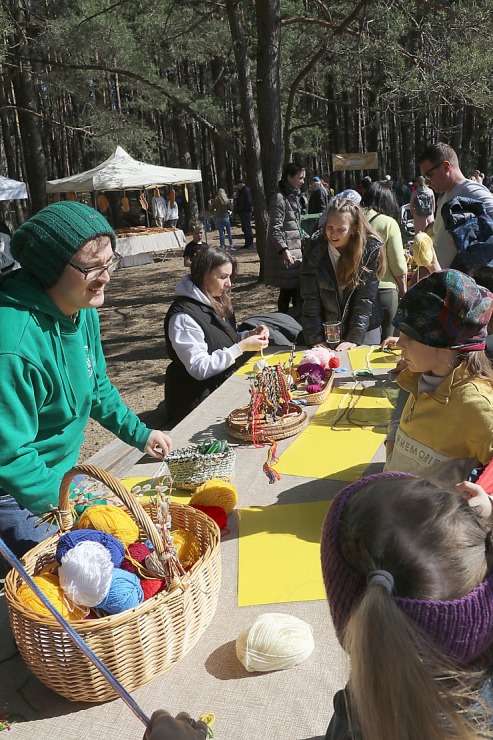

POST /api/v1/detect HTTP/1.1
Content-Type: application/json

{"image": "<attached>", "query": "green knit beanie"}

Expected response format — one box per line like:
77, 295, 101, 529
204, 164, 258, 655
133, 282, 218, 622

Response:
11, 201, 117, 288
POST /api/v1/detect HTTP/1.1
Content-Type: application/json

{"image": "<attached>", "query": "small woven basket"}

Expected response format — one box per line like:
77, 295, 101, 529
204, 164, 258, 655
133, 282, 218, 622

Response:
226, 402, 308, 442
4, 464, 221, 703
292, 369, 335, 406
164, 444, 235, 491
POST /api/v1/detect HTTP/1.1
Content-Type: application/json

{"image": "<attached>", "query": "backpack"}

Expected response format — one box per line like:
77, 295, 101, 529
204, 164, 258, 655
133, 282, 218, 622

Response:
414, 190, 433, 216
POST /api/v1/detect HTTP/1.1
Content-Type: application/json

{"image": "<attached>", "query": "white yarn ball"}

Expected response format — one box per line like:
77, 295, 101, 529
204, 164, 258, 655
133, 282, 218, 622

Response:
59, 541, 114, 607
253, 359, 268, 373
236, 613, 314, 672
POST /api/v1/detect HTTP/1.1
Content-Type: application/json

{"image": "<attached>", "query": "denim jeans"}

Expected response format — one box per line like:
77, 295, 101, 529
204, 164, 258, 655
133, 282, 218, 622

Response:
216, 216, 233, 248
0, 493, 56, 577
240, 212, 254, 247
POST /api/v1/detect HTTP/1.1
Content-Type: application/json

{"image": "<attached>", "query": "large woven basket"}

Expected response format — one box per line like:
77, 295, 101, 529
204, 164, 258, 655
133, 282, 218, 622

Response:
226, 401, 308, 442
292, 369, 334, 406
4, 464, 221, 703
164, 443, 235, 491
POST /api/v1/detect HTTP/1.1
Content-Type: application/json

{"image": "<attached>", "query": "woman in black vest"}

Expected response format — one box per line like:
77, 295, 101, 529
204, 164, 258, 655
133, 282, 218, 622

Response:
164, 246, 269, 423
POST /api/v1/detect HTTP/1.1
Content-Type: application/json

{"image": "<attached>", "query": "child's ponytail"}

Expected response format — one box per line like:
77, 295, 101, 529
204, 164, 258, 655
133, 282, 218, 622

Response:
344, 580, 484, 740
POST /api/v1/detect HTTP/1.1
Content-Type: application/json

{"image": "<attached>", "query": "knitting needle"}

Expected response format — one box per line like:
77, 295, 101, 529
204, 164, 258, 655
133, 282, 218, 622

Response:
0, 538, 151, 727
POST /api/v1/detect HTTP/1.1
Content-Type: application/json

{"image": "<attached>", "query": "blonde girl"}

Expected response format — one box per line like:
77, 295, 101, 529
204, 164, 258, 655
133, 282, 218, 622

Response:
301, 198, 386, 351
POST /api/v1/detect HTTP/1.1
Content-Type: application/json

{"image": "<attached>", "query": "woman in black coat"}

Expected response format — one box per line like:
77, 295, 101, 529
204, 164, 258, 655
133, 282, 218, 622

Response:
301, 198, 385, 350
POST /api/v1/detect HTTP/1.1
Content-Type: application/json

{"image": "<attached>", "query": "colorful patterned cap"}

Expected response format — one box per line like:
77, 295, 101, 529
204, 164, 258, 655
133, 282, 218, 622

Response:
393, 269, 493, 349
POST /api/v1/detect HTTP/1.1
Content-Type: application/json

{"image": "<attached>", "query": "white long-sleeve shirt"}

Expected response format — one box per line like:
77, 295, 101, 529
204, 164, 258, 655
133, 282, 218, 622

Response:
167, 276, 248, 380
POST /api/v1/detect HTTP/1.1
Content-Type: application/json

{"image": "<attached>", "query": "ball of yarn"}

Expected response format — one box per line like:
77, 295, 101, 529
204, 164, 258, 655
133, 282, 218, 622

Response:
96, 568, 144, 615
297, 362, 323, 379
78, 505, 139, 547
56, 529, 125, 567
58, 541, 114, 607
301, 346, 334, 369
190, 479, 238, 514
120, 541, 153, 574
190, 504, 227, 530
18, 573, 88, 620
236, 613, 314, 672
306, 384, 323, 394
413, 231, 435, 267
328, 356, 340, 369
253, 359, 268, 373
171, 529, 202, 568
140, 578, 166, 600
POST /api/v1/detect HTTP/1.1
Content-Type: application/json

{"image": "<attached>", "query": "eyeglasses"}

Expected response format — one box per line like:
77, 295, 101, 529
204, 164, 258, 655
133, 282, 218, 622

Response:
69, 252, 122, 280
423, 162, 443, 182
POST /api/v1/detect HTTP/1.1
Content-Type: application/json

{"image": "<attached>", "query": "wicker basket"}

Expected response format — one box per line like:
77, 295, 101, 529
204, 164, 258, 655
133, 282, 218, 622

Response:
4, 464, 221, 703
291, 369, 335, 406
164, 444, 235, 491
226, 402, 308, 442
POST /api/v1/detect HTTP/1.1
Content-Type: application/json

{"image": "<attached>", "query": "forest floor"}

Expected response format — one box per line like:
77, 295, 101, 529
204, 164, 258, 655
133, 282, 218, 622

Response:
79, 228, 278, 461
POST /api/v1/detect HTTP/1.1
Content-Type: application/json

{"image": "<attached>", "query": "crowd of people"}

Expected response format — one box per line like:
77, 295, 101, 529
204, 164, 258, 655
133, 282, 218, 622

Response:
4, 140, 493, 738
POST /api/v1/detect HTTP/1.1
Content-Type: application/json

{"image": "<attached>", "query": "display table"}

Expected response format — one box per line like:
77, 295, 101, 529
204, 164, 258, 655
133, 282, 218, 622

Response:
0, 348, 396, 740
116, 229, 185, 267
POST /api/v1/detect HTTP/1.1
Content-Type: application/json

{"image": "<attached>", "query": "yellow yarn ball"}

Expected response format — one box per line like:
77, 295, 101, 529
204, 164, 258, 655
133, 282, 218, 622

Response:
78, 505, 139, 547
171, 529, 202, 568
413, 232, 435, 267
190, 479, 238, 514
18, 573, 87, 620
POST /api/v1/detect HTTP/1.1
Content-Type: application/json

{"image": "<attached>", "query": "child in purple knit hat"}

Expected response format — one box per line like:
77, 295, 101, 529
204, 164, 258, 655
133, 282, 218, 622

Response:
385, 268, 493, 478
320, 472, 493, 740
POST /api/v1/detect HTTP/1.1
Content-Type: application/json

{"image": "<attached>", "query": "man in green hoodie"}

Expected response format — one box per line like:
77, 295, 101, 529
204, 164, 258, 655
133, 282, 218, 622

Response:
0, 202, 172, 565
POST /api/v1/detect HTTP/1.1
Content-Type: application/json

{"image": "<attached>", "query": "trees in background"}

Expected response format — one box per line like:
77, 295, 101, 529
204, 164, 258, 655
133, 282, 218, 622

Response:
1, 0, 492, 264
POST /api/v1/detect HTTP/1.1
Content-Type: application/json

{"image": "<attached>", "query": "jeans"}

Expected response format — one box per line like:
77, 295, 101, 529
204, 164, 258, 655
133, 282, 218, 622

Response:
0, 493, 56, 577
240, 212, 254, 247
216, 216, 233, 248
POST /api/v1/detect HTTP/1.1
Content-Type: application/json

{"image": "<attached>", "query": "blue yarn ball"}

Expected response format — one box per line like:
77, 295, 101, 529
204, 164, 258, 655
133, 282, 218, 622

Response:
56, 530, 125, 567
96, 569, 144, 615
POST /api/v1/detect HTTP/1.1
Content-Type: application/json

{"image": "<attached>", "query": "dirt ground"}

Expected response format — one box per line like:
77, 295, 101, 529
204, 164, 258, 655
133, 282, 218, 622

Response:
79, 230, 278, 461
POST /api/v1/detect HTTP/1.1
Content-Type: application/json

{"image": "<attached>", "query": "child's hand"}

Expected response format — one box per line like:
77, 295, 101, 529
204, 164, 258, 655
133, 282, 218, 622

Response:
457, 481, 493, 519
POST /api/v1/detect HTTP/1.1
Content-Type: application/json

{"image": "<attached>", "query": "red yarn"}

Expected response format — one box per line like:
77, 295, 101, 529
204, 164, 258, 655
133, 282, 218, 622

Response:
140, 579, 166, 600
306, 383, 323, 394
121, 541, 153, 573
329, 357, 341, 369
190, 504, 227, 530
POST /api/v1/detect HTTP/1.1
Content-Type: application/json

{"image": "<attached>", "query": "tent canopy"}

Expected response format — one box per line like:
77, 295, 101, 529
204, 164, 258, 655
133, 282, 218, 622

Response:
0, 175, 28, 201
46, 146, 202, 194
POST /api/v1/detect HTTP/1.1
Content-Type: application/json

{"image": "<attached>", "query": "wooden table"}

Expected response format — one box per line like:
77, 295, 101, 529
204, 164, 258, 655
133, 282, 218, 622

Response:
0, 348, 392, 740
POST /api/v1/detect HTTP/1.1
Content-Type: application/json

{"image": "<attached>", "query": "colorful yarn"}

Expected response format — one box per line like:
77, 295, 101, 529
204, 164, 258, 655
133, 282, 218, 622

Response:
263, 439, 281, 484
120, 541, 153, 575
56, 529, 125, 567
236, 613, 314, 672
58, 541, 114, 607
140, 578, 166, 600
171, 529, 202, 569
96, 568, 144, 615
328, 357, 341, 369
301, 346, 334, 369
190, 479, 238, 514
306, 383, 323, 394
78, 505, 139, 547
18, 573, 88, 620
190, 504, 227, 530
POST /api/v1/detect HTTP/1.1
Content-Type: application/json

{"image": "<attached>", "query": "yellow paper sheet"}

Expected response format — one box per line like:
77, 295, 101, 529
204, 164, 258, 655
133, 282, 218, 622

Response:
349, 346, 401, 372
238, 501, 330, 606
120, 477, 192, 505
236, 349, 302, 375
275, 384, 398, 481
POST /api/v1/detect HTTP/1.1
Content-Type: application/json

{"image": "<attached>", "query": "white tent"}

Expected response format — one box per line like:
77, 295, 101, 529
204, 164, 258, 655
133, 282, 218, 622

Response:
46, 146, 201, 193
0, 175, 28, 200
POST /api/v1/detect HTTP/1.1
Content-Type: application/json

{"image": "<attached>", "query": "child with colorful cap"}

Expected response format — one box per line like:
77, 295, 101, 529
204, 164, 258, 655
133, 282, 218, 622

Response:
320, 472, 493, 739
0, 202, 172, 566
384, 269, 493, 477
